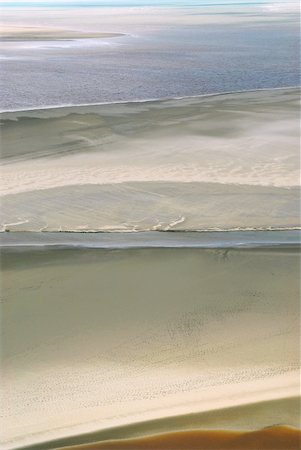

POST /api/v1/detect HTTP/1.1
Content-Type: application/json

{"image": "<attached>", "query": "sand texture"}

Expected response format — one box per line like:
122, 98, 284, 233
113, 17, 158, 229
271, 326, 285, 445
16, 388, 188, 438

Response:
0, 26, 123, 41
1, 88, 300, 232
1, 246, 300, 449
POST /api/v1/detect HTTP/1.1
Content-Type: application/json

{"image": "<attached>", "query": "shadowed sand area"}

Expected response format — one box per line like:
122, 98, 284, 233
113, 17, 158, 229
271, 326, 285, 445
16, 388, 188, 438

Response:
61, 426, 301, 450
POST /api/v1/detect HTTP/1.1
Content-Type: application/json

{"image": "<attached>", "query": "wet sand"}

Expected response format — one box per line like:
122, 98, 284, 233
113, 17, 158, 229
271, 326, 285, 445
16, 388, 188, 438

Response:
14, 396, 300, 450
1, 245, 300, 449
1, 4, 300, 450
1, 88, 300, 232
61, 426, 301, 450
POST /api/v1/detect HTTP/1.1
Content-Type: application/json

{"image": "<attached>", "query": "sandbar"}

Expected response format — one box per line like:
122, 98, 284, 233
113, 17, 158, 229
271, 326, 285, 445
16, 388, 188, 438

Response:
0, 26, 124, 41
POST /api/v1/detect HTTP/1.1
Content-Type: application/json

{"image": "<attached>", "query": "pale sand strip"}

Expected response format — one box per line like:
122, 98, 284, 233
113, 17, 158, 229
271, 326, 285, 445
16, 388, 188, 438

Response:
1, 2, 299, 37
0, 26, 124, 41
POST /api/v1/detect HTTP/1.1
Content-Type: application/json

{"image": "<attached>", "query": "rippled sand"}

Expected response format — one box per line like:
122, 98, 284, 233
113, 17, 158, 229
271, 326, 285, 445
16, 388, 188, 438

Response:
1, 88, 299, 232
1, 245, 300, 449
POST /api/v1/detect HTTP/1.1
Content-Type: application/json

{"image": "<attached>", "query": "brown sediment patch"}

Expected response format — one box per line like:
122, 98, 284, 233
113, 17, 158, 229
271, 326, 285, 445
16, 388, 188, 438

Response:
62, 426, 301, 450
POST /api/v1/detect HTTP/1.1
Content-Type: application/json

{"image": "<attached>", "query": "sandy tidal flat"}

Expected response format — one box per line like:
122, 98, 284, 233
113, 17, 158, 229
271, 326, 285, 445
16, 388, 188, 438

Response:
0, 88, 300, 232
1, 3, 300, 450
1, 244, 300, 449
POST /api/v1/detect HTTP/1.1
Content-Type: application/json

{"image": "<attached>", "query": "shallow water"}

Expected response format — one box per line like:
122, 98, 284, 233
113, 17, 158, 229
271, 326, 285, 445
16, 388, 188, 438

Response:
0, 2, 299, 110
1, 230, 300, 249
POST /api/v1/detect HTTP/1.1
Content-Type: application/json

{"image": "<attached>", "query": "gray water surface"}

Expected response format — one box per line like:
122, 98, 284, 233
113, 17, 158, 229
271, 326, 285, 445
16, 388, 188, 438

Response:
1, 230, 300, 248
1, 4, 299, 110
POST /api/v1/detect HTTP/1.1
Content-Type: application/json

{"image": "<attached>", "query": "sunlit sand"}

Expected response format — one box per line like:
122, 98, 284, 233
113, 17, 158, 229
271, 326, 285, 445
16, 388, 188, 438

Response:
1, 88, 299, 232
1, 1, 300, 449
1, 245, 300, 449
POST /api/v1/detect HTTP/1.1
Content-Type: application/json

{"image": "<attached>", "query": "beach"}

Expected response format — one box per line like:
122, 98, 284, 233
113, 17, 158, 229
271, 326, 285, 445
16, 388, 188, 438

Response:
1, 88, 300, 449
1, 241, 300, 449
0, 2, 300, 446
1, 88, 299, 232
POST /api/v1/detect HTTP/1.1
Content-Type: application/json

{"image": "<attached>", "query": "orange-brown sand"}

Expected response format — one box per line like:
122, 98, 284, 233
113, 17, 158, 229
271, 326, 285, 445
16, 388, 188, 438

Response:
63, 426, 301, 450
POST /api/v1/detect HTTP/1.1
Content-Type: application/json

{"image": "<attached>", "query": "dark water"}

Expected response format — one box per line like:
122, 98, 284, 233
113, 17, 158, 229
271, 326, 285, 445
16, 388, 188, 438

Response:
1, 230, 301, 249
1, 9, 299, 110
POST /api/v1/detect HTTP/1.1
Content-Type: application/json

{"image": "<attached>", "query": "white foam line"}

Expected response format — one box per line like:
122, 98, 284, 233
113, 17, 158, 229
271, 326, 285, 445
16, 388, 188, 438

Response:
0, 86, 299, 114
2, 220, 29, 227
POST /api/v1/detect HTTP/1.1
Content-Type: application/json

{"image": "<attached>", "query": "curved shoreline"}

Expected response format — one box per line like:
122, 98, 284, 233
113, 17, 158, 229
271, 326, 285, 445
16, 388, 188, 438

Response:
7, 397, 301, 450
60, 427, 301, 450
1, 85, 299, 114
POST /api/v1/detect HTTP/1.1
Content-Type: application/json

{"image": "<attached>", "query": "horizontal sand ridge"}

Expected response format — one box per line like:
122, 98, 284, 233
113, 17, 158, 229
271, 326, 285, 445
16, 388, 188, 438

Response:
0, 26, 124, 41
61, 426, 301, 450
